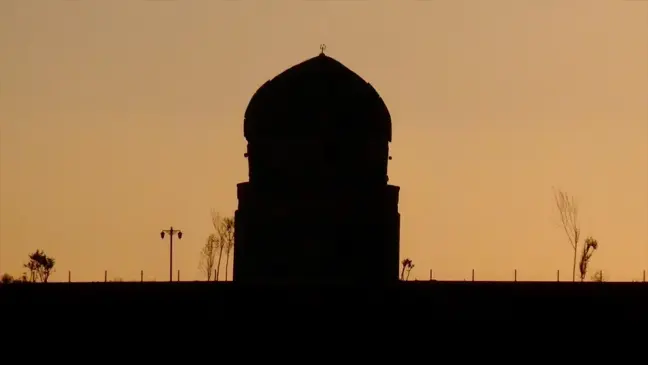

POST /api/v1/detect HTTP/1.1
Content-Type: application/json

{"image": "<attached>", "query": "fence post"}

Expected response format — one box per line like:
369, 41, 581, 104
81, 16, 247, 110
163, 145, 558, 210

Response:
514, 269, 517, 282
141, 270, 144, 282
471, 269, 475, 281
68, 270, 71, 283
177, 270, 180, 282
104, 270, 107, 282
557, 269, 560, 282
429, 269, 433, 281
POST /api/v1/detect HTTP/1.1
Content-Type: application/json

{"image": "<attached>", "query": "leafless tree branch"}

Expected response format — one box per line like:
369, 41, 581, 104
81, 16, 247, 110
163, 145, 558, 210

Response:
209, 211, 235, 281
553, 187, 580, 282
199, 233, 219, 281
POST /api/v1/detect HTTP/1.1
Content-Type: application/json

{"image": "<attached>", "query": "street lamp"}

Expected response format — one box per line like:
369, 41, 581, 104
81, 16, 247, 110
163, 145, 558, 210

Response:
160, 226, 183, 282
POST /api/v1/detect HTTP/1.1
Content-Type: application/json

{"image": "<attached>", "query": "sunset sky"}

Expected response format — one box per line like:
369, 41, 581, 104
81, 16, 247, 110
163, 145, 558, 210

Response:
1, 0, 646, 282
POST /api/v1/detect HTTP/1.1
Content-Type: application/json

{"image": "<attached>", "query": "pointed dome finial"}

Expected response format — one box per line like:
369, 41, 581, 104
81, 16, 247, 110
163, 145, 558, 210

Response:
320, 44, 326, 55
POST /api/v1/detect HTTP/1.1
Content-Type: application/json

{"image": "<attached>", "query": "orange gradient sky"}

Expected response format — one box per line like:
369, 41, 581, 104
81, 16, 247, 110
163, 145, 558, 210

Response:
1, 0, 647, 282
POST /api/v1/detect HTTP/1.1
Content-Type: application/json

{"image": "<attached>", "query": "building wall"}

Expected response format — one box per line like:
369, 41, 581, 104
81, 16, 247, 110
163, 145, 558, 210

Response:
233, 183, 400, 283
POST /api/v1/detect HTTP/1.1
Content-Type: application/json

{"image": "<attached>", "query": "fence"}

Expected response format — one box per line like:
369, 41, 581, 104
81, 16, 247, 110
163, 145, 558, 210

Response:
14, 268, 646, 283
422, 269, 647, 282
60, 269, 229, 283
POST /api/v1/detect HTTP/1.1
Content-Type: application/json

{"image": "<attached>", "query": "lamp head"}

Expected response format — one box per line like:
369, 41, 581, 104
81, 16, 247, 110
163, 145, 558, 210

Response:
160, 231, 165, 239
177, 231, 183, 239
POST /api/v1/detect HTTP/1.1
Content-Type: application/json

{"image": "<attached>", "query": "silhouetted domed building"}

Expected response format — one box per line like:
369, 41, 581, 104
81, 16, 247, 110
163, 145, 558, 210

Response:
233, 50, 401, 283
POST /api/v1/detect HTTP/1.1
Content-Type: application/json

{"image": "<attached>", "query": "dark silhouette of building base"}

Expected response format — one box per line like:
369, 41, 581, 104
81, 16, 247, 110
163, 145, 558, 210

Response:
234, 51, 400, 284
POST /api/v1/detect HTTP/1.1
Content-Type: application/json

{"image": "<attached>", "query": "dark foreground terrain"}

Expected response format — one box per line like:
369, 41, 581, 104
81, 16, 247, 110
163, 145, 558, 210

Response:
2, 281, 646, 321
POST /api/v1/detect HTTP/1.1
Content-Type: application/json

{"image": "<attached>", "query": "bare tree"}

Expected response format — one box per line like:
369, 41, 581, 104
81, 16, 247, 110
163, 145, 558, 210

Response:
211, 211, 225, 281
199, 233, 219, 281
400, 258, 415, 281
210, 211, 235, 281
406, 263, 414, 281
578, 236, 599, 281
553, 188, 580, 282
221, 217, 235, 281
24, 250, 55, 283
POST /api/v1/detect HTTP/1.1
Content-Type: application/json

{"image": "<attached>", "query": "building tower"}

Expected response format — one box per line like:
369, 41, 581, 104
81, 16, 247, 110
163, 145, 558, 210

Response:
233, 50, 400, 284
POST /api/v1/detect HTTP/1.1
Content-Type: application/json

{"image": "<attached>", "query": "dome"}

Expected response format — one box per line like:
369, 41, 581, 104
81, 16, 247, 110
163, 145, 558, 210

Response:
244, 53, 392, 142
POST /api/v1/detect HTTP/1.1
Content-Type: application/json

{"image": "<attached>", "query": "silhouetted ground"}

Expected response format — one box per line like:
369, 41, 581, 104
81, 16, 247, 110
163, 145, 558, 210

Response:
2, 281, 646, 321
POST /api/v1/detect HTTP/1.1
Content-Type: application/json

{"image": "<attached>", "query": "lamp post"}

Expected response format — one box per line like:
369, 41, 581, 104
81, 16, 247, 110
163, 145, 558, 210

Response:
160, 226, 183, 282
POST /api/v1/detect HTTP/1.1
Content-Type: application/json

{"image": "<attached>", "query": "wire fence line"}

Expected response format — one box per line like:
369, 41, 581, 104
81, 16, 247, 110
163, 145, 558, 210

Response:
26, 268, 648, 283
420, 268, 647, 283
61, 269, 229, 283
